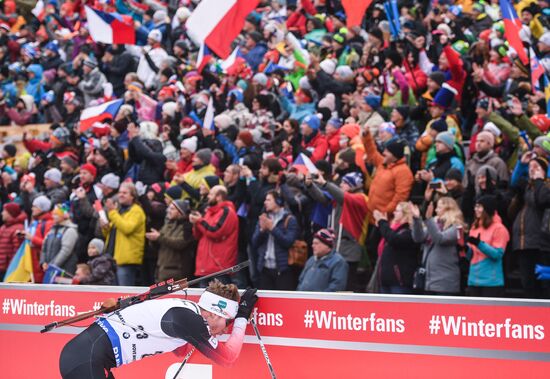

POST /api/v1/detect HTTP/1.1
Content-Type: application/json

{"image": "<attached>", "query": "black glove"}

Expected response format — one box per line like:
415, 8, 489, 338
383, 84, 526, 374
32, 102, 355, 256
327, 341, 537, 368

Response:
467, 234, 481, 246
236, 288, 258, 320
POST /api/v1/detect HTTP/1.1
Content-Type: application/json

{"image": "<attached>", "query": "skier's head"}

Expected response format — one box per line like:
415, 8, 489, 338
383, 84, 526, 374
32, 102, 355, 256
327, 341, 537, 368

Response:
198, 280, 240, 335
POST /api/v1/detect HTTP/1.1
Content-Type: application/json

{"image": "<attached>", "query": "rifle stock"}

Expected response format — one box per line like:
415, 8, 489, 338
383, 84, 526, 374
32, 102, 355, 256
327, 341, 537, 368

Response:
40, 260, 250, 333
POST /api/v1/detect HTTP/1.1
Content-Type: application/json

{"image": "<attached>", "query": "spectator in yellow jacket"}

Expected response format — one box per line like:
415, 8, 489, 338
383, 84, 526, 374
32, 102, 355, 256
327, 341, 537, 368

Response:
102, 182, 146, 286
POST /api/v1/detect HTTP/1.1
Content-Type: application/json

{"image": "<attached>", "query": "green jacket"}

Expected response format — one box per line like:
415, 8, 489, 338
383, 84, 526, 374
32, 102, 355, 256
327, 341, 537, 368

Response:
488, 112, 541, 170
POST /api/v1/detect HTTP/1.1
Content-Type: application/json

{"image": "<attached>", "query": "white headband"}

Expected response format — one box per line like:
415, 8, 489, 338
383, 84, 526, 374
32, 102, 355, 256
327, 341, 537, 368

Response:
198, 291, 238, 320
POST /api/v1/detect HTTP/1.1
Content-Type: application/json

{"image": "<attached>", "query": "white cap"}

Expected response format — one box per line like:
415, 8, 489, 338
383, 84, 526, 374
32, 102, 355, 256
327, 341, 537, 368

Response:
162, 101, 178, 118
100, 173, 120, 189
176, 7, 191, 21
180, 136, 198, 153
320, 59, 336, 75
148, 29, 162, 43
483, 122, 502, 138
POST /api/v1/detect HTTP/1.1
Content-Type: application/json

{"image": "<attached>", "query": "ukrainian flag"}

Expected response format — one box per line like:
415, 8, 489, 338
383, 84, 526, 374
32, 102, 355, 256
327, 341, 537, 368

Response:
3, 240, 33, 283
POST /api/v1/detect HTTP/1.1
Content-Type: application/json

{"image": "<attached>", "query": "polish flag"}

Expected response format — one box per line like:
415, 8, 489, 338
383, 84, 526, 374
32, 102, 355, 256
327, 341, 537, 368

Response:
186, 0, 259, 58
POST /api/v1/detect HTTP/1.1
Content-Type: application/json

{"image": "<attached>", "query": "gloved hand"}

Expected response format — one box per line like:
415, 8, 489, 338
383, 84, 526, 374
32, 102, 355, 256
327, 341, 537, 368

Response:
135, 181, 146, 197
467, 234, 481, 246
236, 288, 258, 320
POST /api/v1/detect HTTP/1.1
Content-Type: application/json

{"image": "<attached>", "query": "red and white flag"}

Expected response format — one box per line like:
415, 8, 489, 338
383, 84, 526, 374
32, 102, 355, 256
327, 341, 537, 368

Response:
186, 0, 259, 58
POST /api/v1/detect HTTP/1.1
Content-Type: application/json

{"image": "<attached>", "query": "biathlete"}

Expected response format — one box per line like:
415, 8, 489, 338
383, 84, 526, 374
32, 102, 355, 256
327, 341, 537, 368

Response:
59, 280, 258, 378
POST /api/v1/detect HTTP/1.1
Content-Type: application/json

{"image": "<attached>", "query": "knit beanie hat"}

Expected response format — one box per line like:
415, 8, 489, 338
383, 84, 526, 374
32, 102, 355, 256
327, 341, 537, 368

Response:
320, 59, 336, 75
180, 136, 198, 153
173, 199, 190, 215
3, 144, 16, 157
476, 195, 497, 216
3, 203, 21, 218
52, 203, 70, 219
237, 131, 254, 148
44, 168, 62, 184
379, 122, 396, 136
477, 131, 495, 148
162, 102, 178, 118
445, 168, 463, 182
531, 156, 549, 175
364, 94, 381, 109
314, 228, 335, 248
202, 175, 222, 190
88, 238, 105, 254
428, 71, 445, 87
100, 173, 120, 190
32, 195, 52, 213
435, 131, 455, 150
431, 118, 448, 133
62, 155, 79, 169
80, 163, 97, 179
214, 114, 232, 130
483, 122, 502, 138
338, 148, 356, 165
165, 185, 183, 201
195, 148, 212, 165
384, 139, 406, 160
395, 106, 410, 120
342, 172, 363, 190
302, 114, 321, 130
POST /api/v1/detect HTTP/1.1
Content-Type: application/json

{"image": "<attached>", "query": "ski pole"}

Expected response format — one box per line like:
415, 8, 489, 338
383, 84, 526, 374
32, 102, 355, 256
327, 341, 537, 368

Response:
172, 347, 195, 379
250, 319, 277, 379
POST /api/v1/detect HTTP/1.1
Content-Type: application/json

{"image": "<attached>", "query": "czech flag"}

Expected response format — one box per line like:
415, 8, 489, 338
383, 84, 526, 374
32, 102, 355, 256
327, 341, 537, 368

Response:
3, 241, 33, 283
342, 0, 373, 28
84, 6, 136, 45
500, 0, 529, 65
186, 0, 259, 58
292, 153, 319, 175
530, 48, 545, 90
196, 43, 214, 73
80, 99, 124, 132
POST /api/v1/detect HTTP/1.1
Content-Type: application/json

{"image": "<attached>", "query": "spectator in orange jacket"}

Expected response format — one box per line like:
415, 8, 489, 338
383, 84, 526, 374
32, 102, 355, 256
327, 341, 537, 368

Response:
363, 129, 414, 221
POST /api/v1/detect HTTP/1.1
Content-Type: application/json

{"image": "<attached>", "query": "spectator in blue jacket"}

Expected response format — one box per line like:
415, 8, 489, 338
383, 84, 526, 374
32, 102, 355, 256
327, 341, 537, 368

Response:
251, 190, 300, 290
244, 31, 268, 71
297, 228, 348, 292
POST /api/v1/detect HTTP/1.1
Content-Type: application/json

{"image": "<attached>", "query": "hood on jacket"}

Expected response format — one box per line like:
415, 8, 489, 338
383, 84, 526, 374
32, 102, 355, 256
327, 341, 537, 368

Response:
19, 95, 35, 112
26, 64, 43, 84
4, 211, 27, 227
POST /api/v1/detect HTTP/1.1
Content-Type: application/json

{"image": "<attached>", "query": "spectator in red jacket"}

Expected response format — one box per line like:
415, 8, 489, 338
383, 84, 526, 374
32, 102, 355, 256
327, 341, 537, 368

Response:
300, 114, 328, 163
0, 203, 26, 278
189, 185, 238, 287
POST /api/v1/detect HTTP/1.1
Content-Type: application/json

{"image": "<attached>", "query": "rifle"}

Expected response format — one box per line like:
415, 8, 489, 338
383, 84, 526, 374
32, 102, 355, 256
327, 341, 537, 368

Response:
40, 261, 250, 333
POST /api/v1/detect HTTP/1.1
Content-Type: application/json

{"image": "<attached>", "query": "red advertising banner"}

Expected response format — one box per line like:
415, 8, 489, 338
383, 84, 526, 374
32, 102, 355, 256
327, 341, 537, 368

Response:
0, 284, 549, 378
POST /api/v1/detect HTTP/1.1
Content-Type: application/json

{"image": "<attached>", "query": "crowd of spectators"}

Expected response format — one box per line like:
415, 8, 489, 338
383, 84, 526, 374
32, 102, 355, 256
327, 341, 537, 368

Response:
0, 0, 550, 298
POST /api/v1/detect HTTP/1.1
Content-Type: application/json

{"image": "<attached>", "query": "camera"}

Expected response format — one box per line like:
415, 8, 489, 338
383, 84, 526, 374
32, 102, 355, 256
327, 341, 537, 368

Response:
310, 173, 319, 180
429, 181, 442, 190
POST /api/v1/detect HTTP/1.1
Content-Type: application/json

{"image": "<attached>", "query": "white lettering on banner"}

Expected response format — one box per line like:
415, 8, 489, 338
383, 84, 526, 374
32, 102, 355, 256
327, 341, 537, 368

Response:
304, 310, 405, 333
2, 298, 76, 317
429, 315, 545, 340
251, 308, 283, 327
